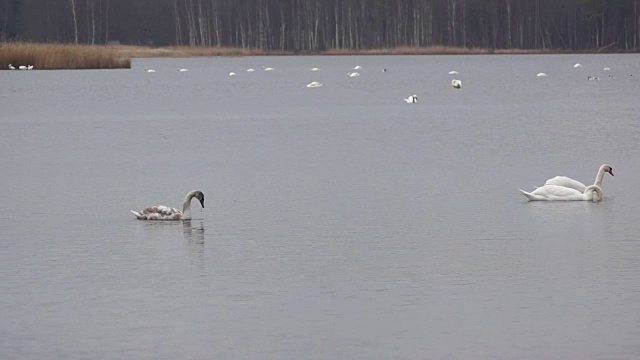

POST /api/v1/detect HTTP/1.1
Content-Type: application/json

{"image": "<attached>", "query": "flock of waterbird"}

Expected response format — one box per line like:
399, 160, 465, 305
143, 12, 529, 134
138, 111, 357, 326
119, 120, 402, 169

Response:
7, 64, 34, 70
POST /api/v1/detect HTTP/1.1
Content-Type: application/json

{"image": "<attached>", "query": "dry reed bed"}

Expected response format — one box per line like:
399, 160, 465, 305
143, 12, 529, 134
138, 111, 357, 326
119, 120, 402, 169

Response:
1, 42, 130, 70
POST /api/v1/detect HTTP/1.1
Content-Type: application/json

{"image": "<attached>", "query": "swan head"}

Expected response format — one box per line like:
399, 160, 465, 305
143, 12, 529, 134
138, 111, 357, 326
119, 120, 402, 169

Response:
584, 185, 603, 202
193, 191, 205, 208
601, 164, 613, 176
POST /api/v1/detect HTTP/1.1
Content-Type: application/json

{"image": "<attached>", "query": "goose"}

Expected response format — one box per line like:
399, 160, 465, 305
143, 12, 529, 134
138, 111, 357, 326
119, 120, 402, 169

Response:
451, 79, 462, 88
247, 68, 255, 72
306, 81, 322, 88
229, 72, 236, 76
145, 68, 156, 73
18, 65, 27, 70
310, 67, 320, 71
178, 68, 189, 72
603, 67, 610, 71
404, 95, 418, 104
131, 190, 205, 221
520, 184, 603, 202
354, 65, 362, 70
574, 63, 582, 68
448, 70, 458, 75
27, 65, 33, 70
8, 64, 15, 70
347, 72, 360, 77
544, 164, 613, 192
537, 72, 548, 77
262, 66, 274, 71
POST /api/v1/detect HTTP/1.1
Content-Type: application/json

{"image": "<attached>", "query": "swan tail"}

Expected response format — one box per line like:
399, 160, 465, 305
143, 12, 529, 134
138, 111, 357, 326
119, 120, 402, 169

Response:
519, 189, 538, 201
130, 210, 145, 219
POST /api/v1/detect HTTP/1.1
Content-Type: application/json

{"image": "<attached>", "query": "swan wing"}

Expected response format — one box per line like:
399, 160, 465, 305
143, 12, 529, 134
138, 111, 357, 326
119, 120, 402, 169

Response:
132, 205, 182, 220
521, 185, 585, 201
544, 176, 587, 192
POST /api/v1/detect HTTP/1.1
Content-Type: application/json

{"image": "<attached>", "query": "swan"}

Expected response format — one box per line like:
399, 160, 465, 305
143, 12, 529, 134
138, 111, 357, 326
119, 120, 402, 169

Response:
18, 65, 27, 70
262, 66, 274, 71
404, 95, 418, 103
520, 184, 603, 202
310, 67, 320, 71
178, 68, 189, 72
448, 70, 458, 75
603, 67, 610, 71
348, 72, 360, 77
145, 68, 156, 73
544, 164, 613, 192
587, 76, 599, 80
229, 72, 236, 76
247, 68, 255, 72
354, 65, 362, 70
306, 81, 322, 88
451, 79, 462, 88
27, 65, 33, 70
8, 64, 15, 70
537, 72, 548, 77
131, 190, 205, 221
574, 63, 582, 68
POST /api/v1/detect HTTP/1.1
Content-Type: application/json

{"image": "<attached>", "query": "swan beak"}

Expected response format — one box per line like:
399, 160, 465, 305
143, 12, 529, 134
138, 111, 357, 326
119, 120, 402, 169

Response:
199, 198, 205, 208
609, 169, 614, 176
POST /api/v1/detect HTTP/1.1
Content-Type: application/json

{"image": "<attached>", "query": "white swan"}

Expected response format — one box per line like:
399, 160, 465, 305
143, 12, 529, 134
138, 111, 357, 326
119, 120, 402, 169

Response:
520, 184, 603, 202
404, 95, 418, 103
603, 67, 611, 71
347, 72, 360, 77
145, 68, 156, 73
247, 68, 255, 72
8, 64, 15, 70
310, 67, 320, 71
18, 65, 27, 70
574, 63, 582, 68
448, 70, 458, 75
262, 66, 274, 71
537, 72, 548, 77
587, 76, 599, 80
229, 72, 236, 76
178, 68, 189, 72
451, 79, 462, 88
306, 81, 322, 88
354, 65, 362, 70
131, 190, 205, 221
27, 65, 34, 70
544, 164, 613, 192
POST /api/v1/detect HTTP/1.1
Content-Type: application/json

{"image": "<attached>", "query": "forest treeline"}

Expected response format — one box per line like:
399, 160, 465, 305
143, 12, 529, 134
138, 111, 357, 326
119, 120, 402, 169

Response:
1, 0, 639, 51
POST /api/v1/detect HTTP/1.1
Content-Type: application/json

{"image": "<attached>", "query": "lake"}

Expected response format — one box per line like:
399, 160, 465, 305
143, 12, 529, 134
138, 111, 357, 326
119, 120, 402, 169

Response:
1, 54, 639, 359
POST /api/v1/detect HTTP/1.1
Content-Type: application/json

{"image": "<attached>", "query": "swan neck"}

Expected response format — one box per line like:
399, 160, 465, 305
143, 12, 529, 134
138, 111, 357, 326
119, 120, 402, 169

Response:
594, 165, 606, 186
584, 185, 603, 202
182, 191, 197, 220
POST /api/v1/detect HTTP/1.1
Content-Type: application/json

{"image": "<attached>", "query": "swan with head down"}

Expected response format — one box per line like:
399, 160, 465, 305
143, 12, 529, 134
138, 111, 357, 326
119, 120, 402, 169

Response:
544, 164, 613, 192
520, 184, 603, 202
131, 190, 205, 220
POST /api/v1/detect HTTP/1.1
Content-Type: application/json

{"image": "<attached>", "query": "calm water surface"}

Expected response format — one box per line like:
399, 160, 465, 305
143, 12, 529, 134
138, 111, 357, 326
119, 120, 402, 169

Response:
1, 55, 640, 359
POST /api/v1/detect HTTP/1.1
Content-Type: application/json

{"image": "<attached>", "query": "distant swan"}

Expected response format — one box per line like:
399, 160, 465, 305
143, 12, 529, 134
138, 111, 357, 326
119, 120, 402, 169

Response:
27, 65, 33, 70
262, 66, 274, 71
404, 95, 418, 103
544, 164, 613, 192
574, 63, 582, 68
18, 65, 27, 70
451, 79, 462, 88
448, 70, 458, 75
310, 67, 320, 71
229, 72, 236, 76
131, 190, 205, 221
347, 72, 360, 77
519, 184, 603, 202
178, 68, 189, 72
145, 68, 156, 73
603, 67, 611, 71
8, 64, 15, 70
587, 76, 599, 80
306, 81, 322, 88
537, 72, 547, 77
354, 65, 362, 70
247, 68, 255, 72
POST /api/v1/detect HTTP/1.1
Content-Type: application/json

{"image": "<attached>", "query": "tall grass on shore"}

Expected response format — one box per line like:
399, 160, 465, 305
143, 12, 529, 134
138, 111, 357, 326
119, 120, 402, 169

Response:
1, 42, 130, 70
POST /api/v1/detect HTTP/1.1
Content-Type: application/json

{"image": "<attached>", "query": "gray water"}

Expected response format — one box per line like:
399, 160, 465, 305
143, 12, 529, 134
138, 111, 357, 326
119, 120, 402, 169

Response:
1, 54, 640, 359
